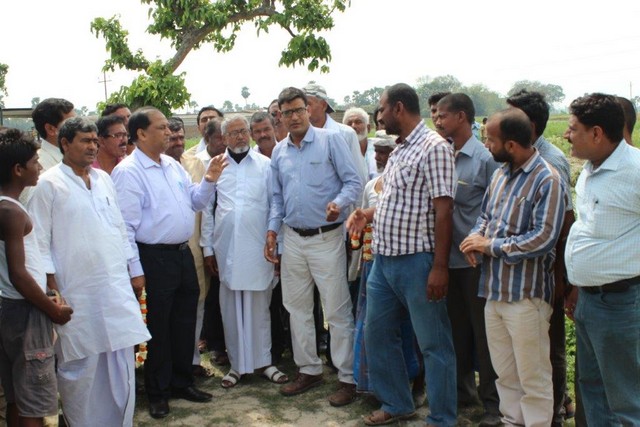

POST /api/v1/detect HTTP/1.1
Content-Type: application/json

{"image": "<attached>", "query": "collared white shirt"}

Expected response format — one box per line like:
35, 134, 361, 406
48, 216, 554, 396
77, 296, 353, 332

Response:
565, 141, 640, 286
111, 149, 216, 277
201, 149, 274, 291
324, 115, 368, 186
27, 163, 150, 362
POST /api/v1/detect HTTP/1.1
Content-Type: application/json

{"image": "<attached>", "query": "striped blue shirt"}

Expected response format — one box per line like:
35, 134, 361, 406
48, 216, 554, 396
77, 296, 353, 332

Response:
471, 150, 567, 303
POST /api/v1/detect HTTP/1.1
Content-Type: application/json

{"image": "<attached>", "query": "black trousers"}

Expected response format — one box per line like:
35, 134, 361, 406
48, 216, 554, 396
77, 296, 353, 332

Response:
139, 244, 199, 401
201, 274, 226, 353
549, 292, 569, 425
447, 266, 499, 414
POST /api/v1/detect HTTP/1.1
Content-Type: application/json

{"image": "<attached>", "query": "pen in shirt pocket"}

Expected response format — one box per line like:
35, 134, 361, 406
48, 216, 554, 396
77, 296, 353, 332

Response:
517, 196, 526, 206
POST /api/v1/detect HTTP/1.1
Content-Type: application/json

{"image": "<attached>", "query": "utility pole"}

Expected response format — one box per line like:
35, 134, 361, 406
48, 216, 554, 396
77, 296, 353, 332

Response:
99, 71, 111, 102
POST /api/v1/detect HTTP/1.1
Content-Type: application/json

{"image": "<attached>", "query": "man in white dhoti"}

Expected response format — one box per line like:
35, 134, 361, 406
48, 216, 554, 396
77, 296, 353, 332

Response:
27, 117, 151, 427
201, 115, 288, 388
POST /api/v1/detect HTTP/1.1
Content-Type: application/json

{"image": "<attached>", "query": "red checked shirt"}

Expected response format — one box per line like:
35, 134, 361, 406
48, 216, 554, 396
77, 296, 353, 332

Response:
373, 121, 456, 256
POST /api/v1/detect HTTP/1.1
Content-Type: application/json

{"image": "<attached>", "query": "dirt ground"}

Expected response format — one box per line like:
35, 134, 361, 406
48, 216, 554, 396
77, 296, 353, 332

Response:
132, 352, 485, 427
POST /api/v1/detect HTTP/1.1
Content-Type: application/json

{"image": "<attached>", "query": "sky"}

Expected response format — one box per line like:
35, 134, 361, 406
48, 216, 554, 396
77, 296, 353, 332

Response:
3, 0, 640, 112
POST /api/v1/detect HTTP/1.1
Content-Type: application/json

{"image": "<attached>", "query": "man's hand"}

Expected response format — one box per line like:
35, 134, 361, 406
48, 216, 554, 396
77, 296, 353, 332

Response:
49, 304, 73, 325
204, 255, 219, 277
564, 286, 578, 321
131, 275, 145, 298
427, 266, 448, 301
325, 202, 340, 222
346, 208, 367, 236
264, 231, 279, 264
460, 234, 490, 267
204, 153, 229, 183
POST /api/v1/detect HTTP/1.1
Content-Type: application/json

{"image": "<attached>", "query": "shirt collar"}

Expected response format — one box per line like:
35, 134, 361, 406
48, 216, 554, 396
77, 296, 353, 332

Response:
458, 135, 481, 158
286, 125, 316, 148
587, 140, 625, 173
133, 147, 166, 169
400, 121, 428, 147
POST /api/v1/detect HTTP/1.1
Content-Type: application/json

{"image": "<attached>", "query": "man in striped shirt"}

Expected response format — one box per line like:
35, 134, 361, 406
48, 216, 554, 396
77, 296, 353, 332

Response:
349, 83, 458, 426
460, 108, 566, 427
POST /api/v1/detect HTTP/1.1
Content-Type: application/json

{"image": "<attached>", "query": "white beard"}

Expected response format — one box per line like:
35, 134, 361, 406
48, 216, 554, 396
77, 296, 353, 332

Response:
229, 145, 250, 154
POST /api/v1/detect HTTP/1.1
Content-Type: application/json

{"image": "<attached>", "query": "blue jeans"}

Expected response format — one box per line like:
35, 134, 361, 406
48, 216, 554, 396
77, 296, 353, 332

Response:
365, 253, 457, 426
575, 285, 640, 426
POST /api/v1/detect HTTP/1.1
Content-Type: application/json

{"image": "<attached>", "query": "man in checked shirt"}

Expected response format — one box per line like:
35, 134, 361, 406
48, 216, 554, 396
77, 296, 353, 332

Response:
460, 108, 567, 427
348, 83, 458, 426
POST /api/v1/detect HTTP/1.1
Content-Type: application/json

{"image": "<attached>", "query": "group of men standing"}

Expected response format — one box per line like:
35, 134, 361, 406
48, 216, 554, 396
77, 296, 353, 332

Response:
0, 82, 638, 427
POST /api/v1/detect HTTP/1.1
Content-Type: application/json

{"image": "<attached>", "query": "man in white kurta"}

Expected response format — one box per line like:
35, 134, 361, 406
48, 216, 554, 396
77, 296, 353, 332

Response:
201, 116, 280, 385
27, 117, 150, 427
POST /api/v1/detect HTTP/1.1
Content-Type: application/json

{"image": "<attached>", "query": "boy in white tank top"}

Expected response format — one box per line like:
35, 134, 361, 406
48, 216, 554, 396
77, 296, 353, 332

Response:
0, 128, 73, 426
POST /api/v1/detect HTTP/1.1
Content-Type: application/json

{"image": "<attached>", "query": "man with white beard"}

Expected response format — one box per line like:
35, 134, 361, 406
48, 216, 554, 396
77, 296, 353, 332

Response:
201, 115, 288, 388
343, 107, 379, 180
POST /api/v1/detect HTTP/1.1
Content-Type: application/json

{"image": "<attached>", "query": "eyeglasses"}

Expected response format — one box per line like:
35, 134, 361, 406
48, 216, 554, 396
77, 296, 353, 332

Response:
106, 132, 129, 139
227, 128, 249, 138
281, 107, 307, 118
270, 111, 278, 118
169, 135, 185, 142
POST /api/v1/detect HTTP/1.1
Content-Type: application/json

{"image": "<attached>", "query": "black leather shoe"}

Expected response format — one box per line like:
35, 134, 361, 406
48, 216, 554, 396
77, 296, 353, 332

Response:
149, 399, 170, 419
171, 385, 213, 402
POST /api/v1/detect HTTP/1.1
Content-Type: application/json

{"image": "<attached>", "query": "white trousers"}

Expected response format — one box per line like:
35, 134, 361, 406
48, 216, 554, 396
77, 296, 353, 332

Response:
220, 285, 273, 375
281, 225, 354, 383
485, 298, 553, 427
57, 347, 135, 427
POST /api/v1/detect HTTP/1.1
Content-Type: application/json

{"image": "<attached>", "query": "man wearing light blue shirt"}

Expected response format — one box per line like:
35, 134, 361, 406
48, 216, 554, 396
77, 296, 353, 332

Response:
564, 93, 640, 426
111, 107, 226, 419
265, 87, 362, 407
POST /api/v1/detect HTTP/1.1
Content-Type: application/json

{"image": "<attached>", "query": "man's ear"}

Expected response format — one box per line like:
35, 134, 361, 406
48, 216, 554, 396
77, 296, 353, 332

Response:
44, 122, 58, 140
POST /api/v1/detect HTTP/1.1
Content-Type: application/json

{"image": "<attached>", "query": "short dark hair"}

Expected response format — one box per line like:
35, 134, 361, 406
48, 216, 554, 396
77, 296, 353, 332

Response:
128, 107, 159, 143
0, 128, 39, 186
250, 111, 275, 131
506, 89, 549, 138
204, 117, 223, 140
278, 87, 307, 108
372, 106, 381, 128
438, 93, 475, 125
569, 93, 624, 143
57, 117, 98, 154
616, 96, 636, 138
196, 106, 223, 124
428, 91, 451, 107
32, 98, 74, 139
386, 83, 421, 116
101, 103, 129, 117
96, 115, 126, 137
168, 116, 185, 133
493, 109, 532, 148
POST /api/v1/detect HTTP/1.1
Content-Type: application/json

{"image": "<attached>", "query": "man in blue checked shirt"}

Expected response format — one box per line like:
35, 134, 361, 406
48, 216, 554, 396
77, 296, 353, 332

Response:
564, 93, 640, 426
461, 108, 566, 427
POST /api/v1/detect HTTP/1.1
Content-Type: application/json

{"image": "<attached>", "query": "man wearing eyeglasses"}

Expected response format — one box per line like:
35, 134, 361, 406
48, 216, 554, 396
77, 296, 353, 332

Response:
94, 115, 128, 174
265, 87, 362, 407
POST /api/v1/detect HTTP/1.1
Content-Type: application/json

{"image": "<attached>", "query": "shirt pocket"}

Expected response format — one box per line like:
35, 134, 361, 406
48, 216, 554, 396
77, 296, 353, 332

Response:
95, 194, 123, 229
306, 160, 331, 186
505, 194, 532, 235
389, 161, 417, 190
